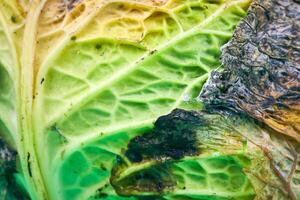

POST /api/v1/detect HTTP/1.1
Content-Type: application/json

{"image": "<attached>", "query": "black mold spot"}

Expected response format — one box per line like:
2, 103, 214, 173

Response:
125, 109, 202, 162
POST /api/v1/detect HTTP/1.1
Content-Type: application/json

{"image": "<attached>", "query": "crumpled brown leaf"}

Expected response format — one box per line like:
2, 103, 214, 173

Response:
199, 0, 300, 142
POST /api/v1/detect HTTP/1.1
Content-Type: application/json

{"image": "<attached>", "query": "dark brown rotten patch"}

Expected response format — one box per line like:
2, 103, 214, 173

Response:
113, 163, 175, 196
199, 0, 300, 142
125, 109, 201, 162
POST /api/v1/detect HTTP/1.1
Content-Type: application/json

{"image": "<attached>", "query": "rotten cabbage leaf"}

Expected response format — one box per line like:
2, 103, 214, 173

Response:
0, 0, 251, 199
111, 0, 300, 199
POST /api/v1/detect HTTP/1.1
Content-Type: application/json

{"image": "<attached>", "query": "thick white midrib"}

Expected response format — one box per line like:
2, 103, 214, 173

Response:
20, 1, 49, 200
0, 2, 46, 199
45, 1, 241, 128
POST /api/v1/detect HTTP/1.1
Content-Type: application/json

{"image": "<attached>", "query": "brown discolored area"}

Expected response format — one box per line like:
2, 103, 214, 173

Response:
125, 109, 201, 162
199, 0, 300, 142
112, 163, 175, 196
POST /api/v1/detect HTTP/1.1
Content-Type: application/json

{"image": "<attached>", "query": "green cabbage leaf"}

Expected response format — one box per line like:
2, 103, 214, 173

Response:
4, 0, 299, 200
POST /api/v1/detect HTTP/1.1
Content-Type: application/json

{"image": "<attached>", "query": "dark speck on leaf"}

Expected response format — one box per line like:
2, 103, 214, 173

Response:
11, 16, 17, 23
149, 50, 157, 55
95, 44, 102, 50
27, 153, 32, 177
117, 4, 124, 9
70, 36, 77, 41
96, 193, 108, 198
100, 164, 106, 171
65, 0, 81, 11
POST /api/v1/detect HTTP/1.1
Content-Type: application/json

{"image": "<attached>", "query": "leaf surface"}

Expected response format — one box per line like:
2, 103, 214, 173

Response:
0, 0, 252, 199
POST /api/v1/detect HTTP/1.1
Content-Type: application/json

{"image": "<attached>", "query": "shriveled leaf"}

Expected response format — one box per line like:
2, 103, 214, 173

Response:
199, 0, 300, 142
197, 1, 300, 198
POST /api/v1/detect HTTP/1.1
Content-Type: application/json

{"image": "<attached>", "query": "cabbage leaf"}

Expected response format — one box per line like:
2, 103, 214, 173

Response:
0, 0, 251, 199
110, 0, 300, 199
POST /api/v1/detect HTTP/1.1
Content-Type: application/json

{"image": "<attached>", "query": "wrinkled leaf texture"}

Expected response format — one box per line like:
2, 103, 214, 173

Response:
112, 0, 300, 200
0, 0, 251, 200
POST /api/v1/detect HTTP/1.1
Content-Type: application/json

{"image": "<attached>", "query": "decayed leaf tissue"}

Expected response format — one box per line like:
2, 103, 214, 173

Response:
0, 0, 299, 199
